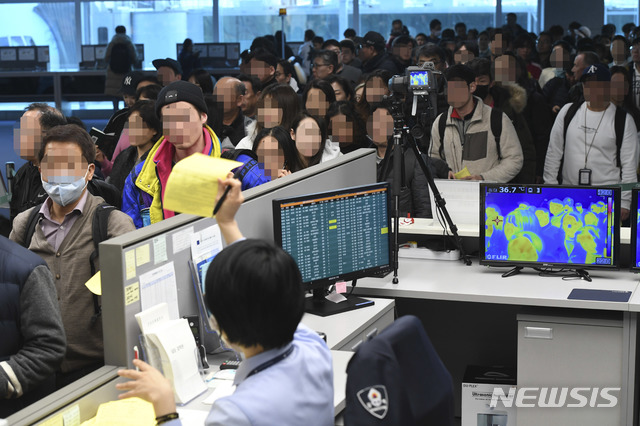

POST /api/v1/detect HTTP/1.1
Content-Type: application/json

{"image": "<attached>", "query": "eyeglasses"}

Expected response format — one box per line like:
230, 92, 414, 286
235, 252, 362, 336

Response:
417, 60, 441, 66
311, 63, 331, 68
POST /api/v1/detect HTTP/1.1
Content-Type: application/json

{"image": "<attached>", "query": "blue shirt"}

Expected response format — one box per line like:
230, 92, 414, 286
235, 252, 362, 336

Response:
167, 323, 334, 426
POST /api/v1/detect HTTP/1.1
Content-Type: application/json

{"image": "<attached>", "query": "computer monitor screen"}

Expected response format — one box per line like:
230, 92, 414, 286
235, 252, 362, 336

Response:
630, 189, 640, 271
273, 182, 391, 315
480, 184, 620, 270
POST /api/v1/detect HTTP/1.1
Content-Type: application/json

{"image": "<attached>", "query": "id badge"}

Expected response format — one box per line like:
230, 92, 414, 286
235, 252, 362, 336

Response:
141, 208, 151, 227
578, 168, 592, 186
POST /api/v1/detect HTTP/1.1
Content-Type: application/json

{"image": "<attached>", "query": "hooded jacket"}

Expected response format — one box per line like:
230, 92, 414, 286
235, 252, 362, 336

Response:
122, 125, 221, 228
429, 96, 523, 183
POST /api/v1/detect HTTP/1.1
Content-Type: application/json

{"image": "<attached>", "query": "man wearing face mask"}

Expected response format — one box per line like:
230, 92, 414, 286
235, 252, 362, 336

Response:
468, 56, 537, 183
10, 124, 135, 387
429, 64, 523, 183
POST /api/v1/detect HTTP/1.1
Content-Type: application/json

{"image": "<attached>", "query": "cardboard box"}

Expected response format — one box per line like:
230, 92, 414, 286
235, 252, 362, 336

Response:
462, 365, 517, 426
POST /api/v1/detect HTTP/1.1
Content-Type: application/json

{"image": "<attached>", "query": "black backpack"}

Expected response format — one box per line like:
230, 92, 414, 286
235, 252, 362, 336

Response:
437, 107, 503, 161
109, 43, 132, 74
558, 102, 627, 182
21, 202, 116, 326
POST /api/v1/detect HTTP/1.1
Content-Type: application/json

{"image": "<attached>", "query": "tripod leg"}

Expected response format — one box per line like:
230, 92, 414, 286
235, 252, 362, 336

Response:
405, 134, 472, 266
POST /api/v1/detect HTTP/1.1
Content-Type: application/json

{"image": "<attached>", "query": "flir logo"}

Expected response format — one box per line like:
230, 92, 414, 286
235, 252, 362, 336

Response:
490, 387, 620, 408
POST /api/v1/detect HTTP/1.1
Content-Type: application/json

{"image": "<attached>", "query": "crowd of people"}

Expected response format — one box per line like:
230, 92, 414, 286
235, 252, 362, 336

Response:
3, 14, 640, 423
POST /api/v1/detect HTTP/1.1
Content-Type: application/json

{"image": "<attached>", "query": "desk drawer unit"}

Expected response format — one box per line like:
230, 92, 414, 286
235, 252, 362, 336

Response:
516, 314, 622, 426
336, 308, 394, 351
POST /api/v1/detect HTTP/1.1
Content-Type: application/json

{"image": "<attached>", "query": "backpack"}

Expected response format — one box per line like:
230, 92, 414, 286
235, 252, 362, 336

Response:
558, 102, 626, 182
22, 202, 116, 326
109, 43, 132, 74
437, 107, 503, 162
221, 149, 261, 181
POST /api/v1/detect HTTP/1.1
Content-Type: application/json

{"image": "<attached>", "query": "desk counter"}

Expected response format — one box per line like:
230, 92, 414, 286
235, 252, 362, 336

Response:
354, 258, 639, 312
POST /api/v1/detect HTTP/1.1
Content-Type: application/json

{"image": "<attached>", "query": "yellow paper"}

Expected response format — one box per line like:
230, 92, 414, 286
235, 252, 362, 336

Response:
85, 271, 102, 296
124, 282, 140, 306
125, 250, 136, 280
454, 166, 471, 179
163, 153, 242, 218
40, 414, 64, 426
135, 244, 150, 267
80, 397, 155, 426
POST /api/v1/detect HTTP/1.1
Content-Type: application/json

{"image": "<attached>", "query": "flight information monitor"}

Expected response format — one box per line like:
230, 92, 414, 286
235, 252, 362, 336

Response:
273, 182, 391, 316
480, 184, 620, 277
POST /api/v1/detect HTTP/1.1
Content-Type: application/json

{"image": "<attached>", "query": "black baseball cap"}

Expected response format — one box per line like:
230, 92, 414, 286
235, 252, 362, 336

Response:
362, 31, 386, 51
152, 58, 183, 76
120, 71, 144, 95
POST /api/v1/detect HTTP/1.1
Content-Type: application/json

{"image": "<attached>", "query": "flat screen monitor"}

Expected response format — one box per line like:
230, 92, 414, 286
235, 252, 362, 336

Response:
273, 182, 391, 316
630, 189, 640, 271
480, 183, 620, 278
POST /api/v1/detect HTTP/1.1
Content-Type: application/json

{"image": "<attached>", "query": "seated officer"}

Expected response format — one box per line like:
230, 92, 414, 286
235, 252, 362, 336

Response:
10, 124, 135, 387
117, 175, 334, 426
0, 235, 66, 417
122, 80, 222, 228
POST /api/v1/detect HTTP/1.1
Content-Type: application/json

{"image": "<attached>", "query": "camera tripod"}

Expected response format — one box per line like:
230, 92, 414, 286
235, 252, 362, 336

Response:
386, 93, 472, 284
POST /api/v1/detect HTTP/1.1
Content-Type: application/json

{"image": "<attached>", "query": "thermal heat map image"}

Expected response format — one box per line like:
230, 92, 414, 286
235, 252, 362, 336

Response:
483, 186, 615, 266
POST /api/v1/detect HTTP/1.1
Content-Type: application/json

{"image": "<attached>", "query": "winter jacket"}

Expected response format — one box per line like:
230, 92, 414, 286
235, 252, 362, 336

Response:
429, 97, 523, 183
0, 236, 65, 417
122, 125, 221, 228
362, 52, 401, 75
490, 83, 537, 183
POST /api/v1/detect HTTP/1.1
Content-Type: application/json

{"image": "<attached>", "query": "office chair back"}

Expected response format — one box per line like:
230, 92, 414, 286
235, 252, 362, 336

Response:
344, 315, 454, 426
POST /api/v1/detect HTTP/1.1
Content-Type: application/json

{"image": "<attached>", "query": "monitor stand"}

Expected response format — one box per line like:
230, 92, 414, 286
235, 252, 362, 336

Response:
501, 266, 523, 278
305, 288, 374, 317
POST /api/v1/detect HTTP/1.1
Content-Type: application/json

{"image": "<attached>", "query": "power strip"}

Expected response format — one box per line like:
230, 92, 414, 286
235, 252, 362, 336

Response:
398, 246, 461, 261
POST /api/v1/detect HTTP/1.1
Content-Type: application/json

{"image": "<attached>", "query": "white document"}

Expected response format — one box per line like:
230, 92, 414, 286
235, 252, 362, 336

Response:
176, 408, 209, 425
135, 302, 170, 334
146, 319, 207, 404
139, 262, 180, 320
173, 226, 195, 254
202, 380, 236, 404
153, 235, 168, 264
191, 225, 223, 287
191, 225, 223, 264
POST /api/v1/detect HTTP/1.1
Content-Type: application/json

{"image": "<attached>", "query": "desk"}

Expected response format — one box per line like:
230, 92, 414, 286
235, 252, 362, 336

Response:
352, 258, 639, 426
6, 298, 393, 426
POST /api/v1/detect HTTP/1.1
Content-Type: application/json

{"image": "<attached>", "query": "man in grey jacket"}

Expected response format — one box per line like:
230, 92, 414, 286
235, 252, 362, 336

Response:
10, 124, 135, 388
0, 235, 66, 417
429, 64, 523, 183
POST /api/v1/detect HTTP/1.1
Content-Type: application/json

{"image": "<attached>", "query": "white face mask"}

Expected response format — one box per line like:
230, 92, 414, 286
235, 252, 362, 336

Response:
208, 315, 244, 359
41, 166, 89, 207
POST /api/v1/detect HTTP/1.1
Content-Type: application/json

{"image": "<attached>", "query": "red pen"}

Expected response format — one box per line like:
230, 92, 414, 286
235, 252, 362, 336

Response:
134, 346, 139, 371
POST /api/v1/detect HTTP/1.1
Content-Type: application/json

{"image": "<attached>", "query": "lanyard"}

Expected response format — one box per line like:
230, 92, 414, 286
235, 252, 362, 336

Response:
245, 345, 294, 380
583, 105, 607, 168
